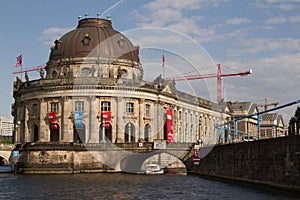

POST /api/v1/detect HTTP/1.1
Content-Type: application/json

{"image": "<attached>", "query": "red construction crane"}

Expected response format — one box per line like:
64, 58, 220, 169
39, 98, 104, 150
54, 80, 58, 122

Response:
165, 64, 252, 103
13, 65, 45, 74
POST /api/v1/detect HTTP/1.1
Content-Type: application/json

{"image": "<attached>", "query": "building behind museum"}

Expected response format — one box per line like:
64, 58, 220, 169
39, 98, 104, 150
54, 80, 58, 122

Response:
0, 116, 13, 142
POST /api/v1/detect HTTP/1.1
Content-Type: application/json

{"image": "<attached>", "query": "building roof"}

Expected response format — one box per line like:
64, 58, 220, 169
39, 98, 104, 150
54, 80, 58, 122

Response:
227, 101, 258, 116
261, 113, 284, 126
48, 17, 140, 64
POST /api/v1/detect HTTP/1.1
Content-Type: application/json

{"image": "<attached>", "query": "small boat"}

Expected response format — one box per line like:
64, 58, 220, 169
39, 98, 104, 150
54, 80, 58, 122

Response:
143, 164, 164, 175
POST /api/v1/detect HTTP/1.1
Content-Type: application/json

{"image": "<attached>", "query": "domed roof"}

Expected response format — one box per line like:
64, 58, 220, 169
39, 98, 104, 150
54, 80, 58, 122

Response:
48, 17, 140, 64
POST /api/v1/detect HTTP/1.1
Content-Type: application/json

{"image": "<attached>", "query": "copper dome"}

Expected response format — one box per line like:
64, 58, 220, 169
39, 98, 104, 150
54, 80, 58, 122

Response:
48, 17, 140, 63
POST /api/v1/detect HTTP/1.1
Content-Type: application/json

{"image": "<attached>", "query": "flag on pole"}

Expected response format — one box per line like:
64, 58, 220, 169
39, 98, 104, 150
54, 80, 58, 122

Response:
15, 55, 22, 67
162, 52, 165, 79
162, 54, 165, 65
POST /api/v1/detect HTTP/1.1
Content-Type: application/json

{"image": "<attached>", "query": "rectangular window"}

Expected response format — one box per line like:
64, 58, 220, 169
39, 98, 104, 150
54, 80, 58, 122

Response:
32, 104, 38, 114
101, 101, 111, 111
145, 104, 150, 116
50, 102, 58, 113
75, 101, 84, 111
126, 102, 134, 113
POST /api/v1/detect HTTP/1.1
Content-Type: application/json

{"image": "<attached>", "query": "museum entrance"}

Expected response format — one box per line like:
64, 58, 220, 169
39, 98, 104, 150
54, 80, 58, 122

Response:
33, 124, 39, 142
50, 124, 59, 142
74, 124, 86, 143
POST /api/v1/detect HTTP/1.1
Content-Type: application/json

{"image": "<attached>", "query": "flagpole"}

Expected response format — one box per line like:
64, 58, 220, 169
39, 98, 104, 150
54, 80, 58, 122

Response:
162, 52, 165, 79
20, 53, 23, 81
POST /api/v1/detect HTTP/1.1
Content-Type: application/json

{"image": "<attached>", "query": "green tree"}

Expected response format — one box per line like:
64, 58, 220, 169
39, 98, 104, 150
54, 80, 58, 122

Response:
288, 107, 300, 135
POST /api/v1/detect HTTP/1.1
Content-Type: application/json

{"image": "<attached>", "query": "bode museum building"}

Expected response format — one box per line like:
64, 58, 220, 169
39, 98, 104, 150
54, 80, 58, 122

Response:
11, 15, 229, 173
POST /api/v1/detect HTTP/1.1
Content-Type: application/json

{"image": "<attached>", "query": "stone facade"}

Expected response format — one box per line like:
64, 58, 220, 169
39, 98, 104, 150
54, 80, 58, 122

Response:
11, 16, 229, 173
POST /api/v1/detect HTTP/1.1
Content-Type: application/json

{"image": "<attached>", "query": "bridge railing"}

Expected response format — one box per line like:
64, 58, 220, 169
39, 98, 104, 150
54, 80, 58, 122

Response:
0, 144, 15, 150
15, 142, 194, 153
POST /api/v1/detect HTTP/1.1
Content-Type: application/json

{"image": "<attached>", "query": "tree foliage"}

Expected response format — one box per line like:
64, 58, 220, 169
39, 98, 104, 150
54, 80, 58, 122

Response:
288, 106, 300, 135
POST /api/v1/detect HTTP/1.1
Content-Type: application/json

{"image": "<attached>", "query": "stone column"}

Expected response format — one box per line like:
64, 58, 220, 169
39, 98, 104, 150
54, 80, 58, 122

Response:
138, 98, 144, 140
89, 96, 98, 143
116, 97, 124, 143
24, 105, 30, 142
61, 96, 73, 142
39, 99, 48, 142
112, 97, 118, 143
154, 100, 164, 140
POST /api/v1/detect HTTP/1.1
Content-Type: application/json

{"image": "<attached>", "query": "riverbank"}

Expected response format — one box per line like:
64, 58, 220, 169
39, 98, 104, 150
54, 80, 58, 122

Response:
191, 172, 300, 198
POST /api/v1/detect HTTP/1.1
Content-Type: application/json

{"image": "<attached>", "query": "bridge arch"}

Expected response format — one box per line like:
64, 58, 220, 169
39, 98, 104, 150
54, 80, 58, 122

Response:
0, 152, 12, 164
120, 151, 186, 174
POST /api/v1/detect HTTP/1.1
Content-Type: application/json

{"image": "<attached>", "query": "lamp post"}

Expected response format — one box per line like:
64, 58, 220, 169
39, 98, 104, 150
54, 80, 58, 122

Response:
128, 123, 132, 143
97, 112, 106, 143
198, 115, 202, 146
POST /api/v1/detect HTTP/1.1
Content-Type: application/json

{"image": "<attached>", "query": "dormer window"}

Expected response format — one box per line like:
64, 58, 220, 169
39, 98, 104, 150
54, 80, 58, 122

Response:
82, 33, 91, 46
118, 37, 124, 48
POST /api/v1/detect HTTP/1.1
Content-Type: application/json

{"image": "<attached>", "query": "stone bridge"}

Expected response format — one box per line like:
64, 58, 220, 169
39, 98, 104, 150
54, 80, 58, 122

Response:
0, 144, 15, 164
112, 142, 194, 173
15, 142, 195, 174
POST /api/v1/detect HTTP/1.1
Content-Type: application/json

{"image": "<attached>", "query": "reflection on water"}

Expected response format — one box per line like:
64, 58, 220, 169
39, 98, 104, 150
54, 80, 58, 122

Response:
0, 173, 297, 200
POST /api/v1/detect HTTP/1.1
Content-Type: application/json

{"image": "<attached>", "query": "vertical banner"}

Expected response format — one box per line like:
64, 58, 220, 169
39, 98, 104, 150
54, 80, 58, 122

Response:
166, 108, 173, 143
193, 144, 200, 165
48, 112, 57, 124
74, 111, 84, 128
102, 111, 111, 129
48, 112, 58, 130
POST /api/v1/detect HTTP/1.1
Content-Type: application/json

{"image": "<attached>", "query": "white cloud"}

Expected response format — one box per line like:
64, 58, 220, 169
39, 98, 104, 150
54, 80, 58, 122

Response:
265, 16, 286, 24
138, 8, 183, 27
227, 37, 300, 55
278, 3, 296, 10
222, 52, 300, 121
289, 15, 300, 23
225, 18, 252, 25
251, 0, 300, 10
143, 0, 224, 11
38, 27, 73, 45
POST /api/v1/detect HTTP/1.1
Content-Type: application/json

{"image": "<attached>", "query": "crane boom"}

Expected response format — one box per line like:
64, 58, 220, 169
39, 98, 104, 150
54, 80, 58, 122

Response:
165, 64, 252, 103
166, 69, 252, 81
13, 65, 45, 74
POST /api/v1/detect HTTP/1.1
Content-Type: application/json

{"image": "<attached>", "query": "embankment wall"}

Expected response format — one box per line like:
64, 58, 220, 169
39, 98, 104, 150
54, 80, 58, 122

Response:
187, 135, 300, 191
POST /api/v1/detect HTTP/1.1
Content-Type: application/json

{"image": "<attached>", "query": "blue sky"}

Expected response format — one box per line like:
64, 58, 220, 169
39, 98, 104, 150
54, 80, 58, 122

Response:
0, 0, 299, 122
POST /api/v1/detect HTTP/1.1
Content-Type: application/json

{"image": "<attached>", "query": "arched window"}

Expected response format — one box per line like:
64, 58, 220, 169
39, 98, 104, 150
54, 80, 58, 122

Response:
144, 124, 151, 142
124, 123, 135, 143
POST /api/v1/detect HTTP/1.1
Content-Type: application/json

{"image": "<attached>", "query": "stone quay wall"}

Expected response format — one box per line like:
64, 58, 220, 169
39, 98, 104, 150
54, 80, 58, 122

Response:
187, 135, 300, 191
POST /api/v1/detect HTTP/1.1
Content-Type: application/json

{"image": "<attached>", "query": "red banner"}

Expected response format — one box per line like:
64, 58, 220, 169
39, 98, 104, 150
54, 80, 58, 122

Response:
166, 108, 173, 143
102, 111, 111, 129
48, 112, 59, 130
48, 112, 57, 124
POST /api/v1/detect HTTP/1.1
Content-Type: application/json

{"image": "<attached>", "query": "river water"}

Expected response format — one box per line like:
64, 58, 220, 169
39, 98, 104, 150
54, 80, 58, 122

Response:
0, 173, 298, 200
